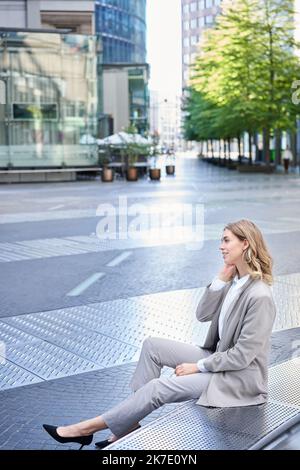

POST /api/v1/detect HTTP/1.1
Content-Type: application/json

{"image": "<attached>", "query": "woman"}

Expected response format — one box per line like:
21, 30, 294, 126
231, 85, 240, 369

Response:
43, 219, 276, 449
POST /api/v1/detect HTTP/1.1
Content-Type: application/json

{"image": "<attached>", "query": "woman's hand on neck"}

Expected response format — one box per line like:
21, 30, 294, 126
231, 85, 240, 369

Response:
235, 261, 249, 279
218, 264, 236, 282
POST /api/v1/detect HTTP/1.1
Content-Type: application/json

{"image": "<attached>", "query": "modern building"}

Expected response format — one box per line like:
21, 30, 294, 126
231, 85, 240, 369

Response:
95, 0, 146, 64
181, 0, 222, 90
101, 63, 149, 135
150, 93, 182, 150
95, 0, 149, 135
0, 0, 149, 172
0, 1, 99, 169
0, 1, 95, 33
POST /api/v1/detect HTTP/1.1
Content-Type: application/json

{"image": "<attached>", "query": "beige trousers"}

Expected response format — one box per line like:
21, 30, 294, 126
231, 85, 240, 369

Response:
102, 337, 213, 437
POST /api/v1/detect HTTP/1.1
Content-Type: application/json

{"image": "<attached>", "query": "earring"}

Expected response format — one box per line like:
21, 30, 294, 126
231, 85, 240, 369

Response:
246, 248, 252, 263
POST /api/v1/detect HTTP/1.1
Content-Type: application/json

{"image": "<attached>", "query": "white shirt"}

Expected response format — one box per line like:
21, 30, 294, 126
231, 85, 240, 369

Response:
282, 149, 293, 161
197, 274, 250, 372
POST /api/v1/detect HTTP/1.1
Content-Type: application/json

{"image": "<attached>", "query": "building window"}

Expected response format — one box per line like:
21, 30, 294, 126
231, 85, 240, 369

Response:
198, 0, 205, 9
184, 21, 189, 30
183, 37, 189, 47
183, 54, 189, 64
190, 2, 197, 12
205, 0, 213, 8
205, 15, 213, 24
191, 18, 197, 29
183, 4, 189, 14
199, 16, 205, 27
190, 53, 197, 64
191, 35, 198, 45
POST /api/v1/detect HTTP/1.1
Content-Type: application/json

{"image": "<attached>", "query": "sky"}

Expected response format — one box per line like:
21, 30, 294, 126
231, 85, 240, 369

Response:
146, 0, 182, 100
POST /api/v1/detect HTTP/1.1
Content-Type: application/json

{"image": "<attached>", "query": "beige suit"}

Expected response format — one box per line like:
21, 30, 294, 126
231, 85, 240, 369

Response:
102, 277, 276, 437
196, 277, 276, 407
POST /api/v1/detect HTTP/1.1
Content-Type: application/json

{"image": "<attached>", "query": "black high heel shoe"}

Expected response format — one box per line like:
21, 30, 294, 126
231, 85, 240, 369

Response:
94, 438, 111, 449
95, 424, 141, 449
43, 424, 93, 450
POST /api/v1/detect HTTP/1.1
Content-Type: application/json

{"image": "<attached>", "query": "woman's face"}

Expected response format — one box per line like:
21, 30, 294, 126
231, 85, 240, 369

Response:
220, 229, 248, 265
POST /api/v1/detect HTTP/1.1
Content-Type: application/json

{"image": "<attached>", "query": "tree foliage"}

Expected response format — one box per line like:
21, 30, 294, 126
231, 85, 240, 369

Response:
185, 0, 300, 162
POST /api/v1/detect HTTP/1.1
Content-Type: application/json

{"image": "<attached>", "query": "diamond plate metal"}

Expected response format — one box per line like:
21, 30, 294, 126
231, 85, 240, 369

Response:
0, 322, 41, 346
1, 276, 300, 390
0, 229, 202, 263
0, 321, 100, 381
106, 400, 300, 450
4, 341, 100, 380
0, 359, 42, 390
2, 315, 138, 368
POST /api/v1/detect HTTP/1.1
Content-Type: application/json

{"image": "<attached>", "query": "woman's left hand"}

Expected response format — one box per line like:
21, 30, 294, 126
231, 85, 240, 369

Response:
175, 363, 199, 376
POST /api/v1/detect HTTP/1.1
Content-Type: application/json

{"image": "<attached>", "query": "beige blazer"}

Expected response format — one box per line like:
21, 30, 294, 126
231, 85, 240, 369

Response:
196, 277, 276, 407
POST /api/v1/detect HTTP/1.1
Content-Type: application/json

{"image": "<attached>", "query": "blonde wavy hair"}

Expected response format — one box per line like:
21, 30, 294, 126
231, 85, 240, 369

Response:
224, 220, 273, 285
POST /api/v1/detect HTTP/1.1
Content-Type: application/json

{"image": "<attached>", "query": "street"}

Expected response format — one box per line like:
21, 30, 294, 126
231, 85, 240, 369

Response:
1, 154, 300, 449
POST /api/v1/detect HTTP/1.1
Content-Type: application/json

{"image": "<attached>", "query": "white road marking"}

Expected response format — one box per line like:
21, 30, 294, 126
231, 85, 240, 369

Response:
67, 272, 105, 297
48, 204, 64, 211
106, 251, 132, 267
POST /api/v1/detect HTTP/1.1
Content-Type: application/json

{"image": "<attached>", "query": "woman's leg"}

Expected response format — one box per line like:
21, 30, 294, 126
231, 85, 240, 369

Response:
130, 336, 211, 392
103, 370, 212, 438
57, 370, 212, 439
57, 338, 211, 440
57, 416, 107, 438
57, 417, 139, 439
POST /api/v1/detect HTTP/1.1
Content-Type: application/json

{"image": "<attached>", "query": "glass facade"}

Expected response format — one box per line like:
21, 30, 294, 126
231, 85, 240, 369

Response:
95, 0, 146, 64
0, 31, 99, 168
128, 66, 149, 133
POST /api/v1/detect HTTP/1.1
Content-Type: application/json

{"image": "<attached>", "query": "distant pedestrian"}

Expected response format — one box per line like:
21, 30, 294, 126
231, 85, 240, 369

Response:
282, 145, 293, 174
42, 220, 276, 450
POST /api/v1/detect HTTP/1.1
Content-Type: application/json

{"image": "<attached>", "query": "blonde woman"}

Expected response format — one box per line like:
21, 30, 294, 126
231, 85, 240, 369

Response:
43, 220, 276, 449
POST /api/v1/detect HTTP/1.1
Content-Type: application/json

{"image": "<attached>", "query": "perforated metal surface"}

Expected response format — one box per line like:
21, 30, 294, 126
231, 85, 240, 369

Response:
106, 400, 300, 450
272, 280, 300, 330
269, 358, 300, 407
106, 359, 300, 450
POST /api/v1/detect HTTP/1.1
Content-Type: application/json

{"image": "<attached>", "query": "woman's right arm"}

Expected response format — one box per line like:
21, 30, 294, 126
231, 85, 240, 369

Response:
196, 265, 235, 322
196, 283, 226, 322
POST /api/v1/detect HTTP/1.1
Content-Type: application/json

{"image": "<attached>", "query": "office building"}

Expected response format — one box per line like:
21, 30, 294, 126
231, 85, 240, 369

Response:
181, 0, 222, 89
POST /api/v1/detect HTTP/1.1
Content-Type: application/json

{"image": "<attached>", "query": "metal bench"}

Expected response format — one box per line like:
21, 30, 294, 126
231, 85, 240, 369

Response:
105, 358, 300, 450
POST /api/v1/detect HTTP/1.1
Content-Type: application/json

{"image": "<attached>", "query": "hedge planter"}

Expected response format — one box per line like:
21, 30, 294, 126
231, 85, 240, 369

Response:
166, 164, 175, 175
126, 167, 138, 181
226, 160, 238, 171
101, 167, 114, 182
237, 164, 275, 174
149, 168, 161, 181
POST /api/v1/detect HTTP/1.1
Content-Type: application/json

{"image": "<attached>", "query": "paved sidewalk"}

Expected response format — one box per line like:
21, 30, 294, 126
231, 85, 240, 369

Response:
0, 326, 299, 450
1, 155, 300, 450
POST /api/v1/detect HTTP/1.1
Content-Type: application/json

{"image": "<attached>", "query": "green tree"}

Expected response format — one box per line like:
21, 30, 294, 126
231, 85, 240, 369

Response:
188, 0, 300, 165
